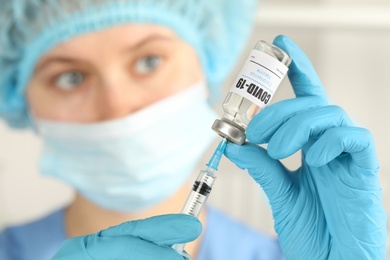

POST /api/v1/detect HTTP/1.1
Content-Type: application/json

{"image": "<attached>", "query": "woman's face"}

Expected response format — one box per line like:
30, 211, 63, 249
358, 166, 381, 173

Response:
27, 24, 204, 122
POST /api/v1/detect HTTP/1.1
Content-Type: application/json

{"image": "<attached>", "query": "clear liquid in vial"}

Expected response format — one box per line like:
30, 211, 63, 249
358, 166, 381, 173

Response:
212, 40, 291, 144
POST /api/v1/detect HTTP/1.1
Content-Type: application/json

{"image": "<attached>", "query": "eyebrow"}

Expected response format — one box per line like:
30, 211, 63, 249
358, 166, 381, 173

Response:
35, 34, 175, 73
35, 57, 79, 74
122, 34, 174, 53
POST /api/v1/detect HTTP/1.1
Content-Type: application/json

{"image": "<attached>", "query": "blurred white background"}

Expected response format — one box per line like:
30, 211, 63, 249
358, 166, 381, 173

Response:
1, 0, 390, 257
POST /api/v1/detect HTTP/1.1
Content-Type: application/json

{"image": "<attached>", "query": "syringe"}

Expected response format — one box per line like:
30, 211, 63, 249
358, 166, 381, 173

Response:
172, 138, 227, 258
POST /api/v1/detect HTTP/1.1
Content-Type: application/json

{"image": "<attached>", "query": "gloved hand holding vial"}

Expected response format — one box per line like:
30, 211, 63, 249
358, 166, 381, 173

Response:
224, 35, 387, 259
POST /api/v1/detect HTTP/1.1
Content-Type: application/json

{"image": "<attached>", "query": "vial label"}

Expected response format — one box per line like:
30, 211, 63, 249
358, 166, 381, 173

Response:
229, 49, 289, 108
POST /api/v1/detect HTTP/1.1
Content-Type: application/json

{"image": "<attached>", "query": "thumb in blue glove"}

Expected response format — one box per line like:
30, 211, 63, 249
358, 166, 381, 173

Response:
225, 35, 387, 260
53, 214, 202, 260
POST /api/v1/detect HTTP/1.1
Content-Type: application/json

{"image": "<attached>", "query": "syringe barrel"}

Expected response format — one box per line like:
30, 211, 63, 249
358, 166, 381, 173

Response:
172, 170, 215, 258
180, 170, 215, 217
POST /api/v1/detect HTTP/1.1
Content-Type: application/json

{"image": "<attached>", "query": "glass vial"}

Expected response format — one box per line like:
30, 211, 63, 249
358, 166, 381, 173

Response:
212, 40, 292, 144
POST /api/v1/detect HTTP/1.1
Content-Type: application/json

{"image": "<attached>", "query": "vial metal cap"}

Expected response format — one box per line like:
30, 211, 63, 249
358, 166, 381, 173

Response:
212, 119, 246, 145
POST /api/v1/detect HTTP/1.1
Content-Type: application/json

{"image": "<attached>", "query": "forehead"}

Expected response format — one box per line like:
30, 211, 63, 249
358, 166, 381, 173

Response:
44, 24, 178, 56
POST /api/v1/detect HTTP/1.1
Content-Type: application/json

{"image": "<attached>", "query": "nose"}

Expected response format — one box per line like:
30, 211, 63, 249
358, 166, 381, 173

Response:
94, 77, 142, 121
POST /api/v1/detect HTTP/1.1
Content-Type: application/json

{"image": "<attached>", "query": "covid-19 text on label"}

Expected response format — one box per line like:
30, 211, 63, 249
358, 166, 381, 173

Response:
236, 78, 271, 104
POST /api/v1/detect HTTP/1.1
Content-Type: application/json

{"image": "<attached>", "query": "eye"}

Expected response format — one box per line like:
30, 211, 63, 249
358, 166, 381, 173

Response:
54, 71, 85, 90
134, 56, 162, 75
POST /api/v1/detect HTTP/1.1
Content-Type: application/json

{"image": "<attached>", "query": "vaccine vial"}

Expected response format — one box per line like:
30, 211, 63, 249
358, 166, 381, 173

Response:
212, 40, 292, 144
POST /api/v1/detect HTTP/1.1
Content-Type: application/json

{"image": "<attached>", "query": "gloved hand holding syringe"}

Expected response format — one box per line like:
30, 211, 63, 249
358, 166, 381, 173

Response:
173, 40, 291, 258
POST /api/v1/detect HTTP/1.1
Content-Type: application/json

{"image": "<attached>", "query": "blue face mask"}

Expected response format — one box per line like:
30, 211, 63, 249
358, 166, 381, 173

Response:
34, 83, 217, 212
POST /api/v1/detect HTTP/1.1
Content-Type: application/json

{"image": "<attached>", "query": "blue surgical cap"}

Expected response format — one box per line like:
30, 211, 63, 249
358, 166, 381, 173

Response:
0, 0, 258, 128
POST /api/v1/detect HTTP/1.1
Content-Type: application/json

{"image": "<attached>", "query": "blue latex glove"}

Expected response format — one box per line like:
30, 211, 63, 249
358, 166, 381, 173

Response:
53, 214, 201, 259
225, 35, 387, 259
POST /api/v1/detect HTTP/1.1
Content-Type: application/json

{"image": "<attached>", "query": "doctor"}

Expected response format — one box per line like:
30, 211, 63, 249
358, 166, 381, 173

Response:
0, 0, 386, 259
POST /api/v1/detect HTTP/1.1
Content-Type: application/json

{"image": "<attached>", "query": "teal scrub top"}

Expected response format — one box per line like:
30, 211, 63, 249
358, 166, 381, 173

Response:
0, 207, 284, 260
